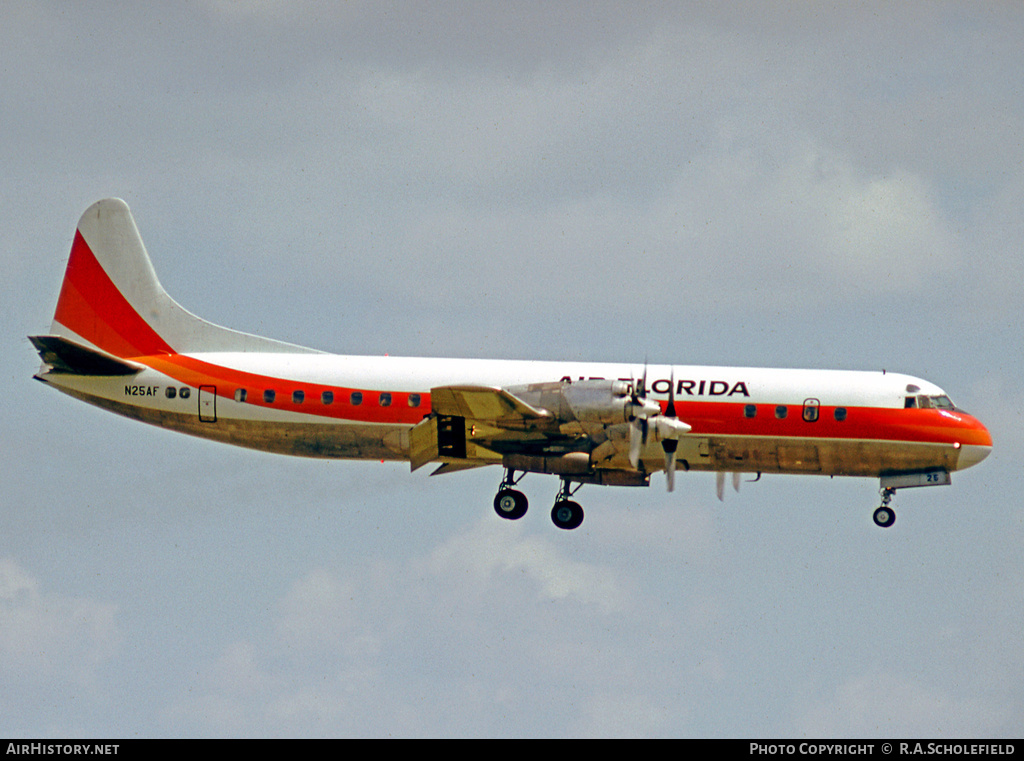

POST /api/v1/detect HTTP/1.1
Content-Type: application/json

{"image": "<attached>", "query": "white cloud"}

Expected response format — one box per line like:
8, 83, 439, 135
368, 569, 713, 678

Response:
571, 690, 676, 738
796, 672, 1012, 738
275, 569, 361, 650
422, 517, 628, 613
0, 558, 120, 684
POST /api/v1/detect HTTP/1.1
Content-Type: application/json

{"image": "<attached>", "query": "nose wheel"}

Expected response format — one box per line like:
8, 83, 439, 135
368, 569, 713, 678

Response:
873, 487, 896, 528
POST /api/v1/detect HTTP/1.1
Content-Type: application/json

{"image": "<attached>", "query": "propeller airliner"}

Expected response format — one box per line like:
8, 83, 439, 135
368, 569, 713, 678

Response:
31, 199, 992, 529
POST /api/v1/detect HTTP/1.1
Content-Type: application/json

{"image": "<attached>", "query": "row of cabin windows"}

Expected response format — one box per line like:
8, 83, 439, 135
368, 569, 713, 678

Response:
232, 388, 422, 408
743, 404, 847, 422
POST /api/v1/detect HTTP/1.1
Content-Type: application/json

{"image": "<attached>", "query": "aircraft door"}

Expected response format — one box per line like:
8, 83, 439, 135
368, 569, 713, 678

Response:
199, 385, 217, 423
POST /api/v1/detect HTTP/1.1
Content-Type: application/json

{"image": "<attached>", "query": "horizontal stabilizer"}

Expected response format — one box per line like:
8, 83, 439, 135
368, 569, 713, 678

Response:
29, 335, 141, 376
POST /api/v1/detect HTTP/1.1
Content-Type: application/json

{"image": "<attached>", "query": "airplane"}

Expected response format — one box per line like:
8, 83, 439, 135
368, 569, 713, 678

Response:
30, 199, 992, 530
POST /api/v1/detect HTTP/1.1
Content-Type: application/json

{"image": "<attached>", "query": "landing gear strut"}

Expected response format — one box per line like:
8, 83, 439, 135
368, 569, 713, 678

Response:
873, 487, 896, 528
551, 480, 584, 530
493, 469, 528, 521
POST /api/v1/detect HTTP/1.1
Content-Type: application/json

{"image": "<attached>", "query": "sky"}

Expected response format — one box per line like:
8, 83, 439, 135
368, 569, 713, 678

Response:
2, 1, 1023, 738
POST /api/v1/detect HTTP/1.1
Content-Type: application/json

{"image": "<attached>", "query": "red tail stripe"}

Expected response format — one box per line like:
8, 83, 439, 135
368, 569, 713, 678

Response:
53, 231, 175, 358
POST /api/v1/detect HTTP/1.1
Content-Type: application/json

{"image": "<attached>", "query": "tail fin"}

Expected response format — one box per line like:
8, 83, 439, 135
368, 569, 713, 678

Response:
44, 199, 317, 358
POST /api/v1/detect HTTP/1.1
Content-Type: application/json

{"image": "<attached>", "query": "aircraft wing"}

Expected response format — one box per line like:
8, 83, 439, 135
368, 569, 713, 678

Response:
410, 385, 555, 472
428, 385, 553, 425
410, 379, 690, 489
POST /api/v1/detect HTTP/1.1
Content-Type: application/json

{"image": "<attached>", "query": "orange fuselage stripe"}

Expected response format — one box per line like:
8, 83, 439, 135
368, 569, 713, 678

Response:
132, 354, 992, 447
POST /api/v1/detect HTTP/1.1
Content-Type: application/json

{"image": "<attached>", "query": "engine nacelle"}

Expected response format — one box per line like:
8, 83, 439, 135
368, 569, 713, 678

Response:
561, 379, 639, 424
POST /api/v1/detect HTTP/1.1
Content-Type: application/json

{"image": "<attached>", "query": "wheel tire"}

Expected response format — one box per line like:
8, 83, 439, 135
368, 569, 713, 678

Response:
873, 506, 896, 528
551, 499, 584, 530
494, 489, 528, 521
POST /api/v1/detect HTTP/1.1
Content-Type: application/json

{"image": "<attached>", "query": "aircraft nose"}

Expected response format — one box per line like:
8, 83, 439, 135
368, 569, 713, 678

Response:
956, 415, 993, 470
958, 443, 992, 470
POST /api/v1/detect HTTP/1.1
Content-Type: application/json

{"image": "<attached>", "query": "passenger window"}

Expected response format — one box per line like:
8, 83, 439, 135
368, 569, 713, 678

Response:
234, 388, 247, 403
166, 387, 177, 399
380, 392, 392, 407
408, 393, 421, 408
292, 390, 304, 404
321, 391, 334, 405
180, 387, 191, 399
263, 389, 276, 404
744, 404, 757, 418
775, 405, 787, 419
802, 398, 820, 422
834, 407, 848, 422
350, 391, 363, 406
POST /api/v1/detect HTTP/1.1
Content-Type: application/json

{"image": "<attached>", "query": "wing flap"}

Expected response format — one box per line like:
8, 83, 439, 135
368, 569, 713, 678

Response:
409, 417, 439, 472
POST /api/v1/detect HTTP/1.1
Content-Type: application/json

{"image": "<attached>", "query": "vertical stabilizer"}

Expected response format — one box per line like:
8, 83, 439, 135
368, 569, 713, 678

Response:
48, 199, 318, 357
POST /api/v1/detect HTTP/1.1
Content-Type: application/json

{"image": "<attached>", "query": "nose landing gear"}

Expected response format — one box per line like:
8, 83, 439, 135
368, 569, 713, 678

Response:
873, 487, 896, 528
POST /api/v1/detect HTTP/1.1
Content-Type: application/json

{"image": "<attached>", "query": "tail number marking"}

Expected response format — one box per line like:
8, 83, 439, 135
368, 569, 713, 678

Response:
125, 385, 159, 396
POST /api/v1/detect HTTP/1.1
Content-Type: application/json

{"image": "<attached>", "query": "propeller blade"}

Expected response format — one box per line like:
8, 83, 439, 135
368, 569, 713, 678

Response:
732, 471, 742, 493
716, 472, 725, 501
666, 369, 677, 419
663, 441, 677, 492
629, 419, 643, 469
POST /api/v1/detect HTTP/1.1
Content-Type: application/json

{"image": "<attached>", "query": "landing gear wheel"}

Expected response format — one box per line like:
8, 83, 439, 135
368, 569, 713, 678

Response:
494, 489, 528, 521
551, 499, 584, 530
874, 486, 896, 528
873, 506, 896, 528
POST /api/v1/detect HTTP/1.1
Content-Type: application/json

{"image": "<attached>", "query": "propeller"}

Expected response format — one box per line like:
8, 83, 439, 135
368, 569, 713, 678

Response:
656, 372, 692, 491
627, 368, 657, 469
627, 367, 692, 491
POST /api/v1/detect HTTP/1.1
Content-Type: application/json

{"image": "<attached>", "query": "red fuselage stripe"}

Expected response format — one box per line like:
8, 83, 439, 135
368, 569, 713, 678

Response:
132, 354, 992, 447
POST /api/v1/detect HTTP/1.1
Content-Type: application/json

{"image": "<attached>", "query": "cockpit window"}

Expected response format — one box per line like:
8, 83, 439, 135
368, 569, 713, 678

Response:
912, 394, 955, 410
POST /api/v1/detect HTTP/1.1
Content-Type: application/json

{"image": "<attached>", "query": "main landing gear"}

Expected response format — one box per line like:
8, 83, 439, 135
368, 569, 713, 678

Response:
873, 487, 897, 528
551, 480, 584, 531
492, 471, 585, 530
493, 469, 528, 521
